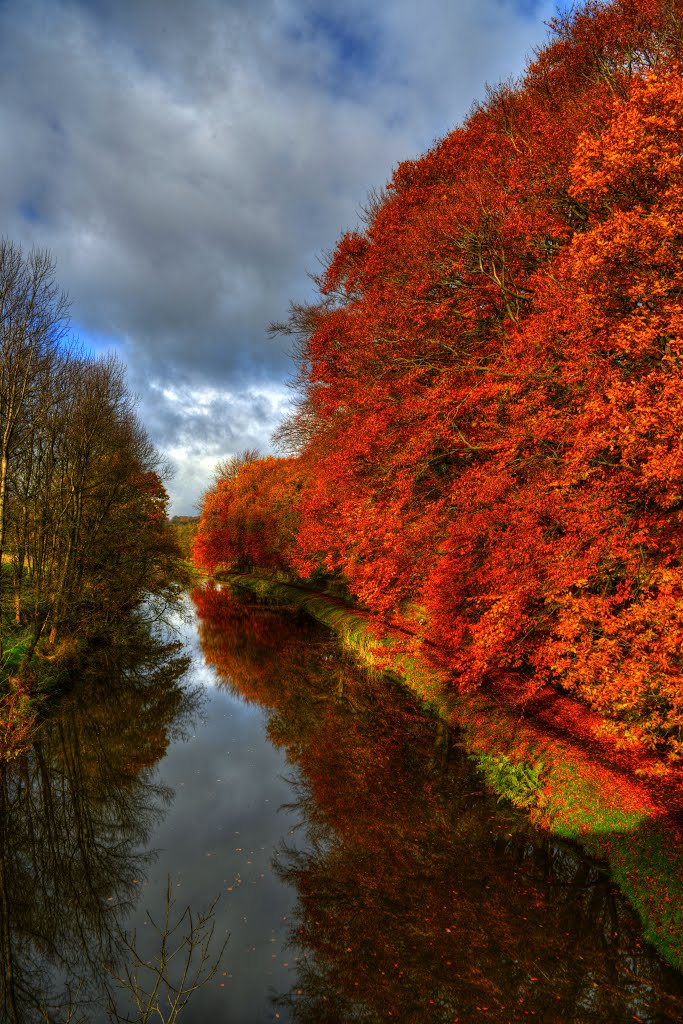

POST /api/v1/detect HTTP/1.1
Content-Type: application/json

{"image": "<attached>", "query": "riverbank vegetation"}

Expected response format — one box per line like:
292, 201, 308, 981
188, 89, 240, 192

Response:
212, 573, 683, 969
0, 240, 186, 759
193, 0, 683, 764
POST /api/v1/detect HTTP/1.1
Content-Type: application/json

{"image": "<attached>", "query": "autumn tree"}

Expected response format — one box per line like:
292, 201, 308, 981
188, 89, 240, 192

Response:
268, 0, 683, 752
192, 455, 303, 575
1, 349, 182, 652
0, 248, 187, 662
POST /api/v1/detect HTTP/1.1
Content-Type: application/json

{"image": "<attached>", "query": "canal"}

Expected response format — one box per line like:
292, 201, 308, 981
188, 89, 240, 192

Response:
2, 583, 683, 1023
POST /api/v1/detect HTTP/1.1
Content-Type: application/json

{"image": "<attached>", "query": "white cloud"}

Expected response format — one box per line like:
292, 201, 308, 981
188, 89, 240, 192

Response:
142, 381, 292, 513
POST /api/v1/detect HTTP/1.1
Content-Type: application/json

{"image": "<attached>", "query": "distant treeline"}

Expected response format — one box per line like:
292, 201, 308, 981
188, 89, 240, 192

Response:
193, 0, 683, 756
0, 240, 183, 668
168, 517, 200, 560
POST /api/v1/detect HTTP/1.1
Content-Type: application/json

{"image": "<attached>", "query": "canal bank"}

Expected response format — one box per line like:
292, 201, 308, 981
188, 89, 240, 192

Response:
220, 570, 683, 972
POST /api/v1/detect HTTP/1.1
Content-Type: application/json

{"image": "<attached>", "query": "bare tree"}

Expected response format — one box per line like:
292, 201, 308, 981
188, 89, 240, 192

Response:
194, 448, 261, 513
0, 242, 69, 634
211, 448, 261, 488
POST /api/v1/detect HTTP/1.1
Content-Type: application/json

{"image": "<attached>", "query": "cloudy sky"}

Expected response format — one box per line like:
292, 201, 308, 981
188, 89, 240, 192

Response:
0, 0, 560, 513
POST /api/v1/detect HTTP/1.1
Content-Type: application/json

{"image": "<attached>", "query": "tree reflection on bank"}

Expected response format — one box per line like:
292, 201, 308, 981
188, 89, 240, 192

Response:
0, 616, 198, 1024
194, 584, 683, 1024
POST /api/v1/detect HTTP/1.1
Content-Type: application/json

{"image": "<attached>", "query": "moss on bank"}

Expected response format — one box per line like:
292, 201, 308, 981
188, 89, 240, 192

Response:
221, 570, 683, 971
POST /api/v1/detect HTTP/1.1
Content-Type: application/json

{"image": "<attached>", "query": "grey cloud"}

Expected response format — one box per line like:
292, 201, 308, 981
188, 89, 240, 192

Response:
141, 383, 286, 452
135, 379, 290, 512
0, 0, 556, 511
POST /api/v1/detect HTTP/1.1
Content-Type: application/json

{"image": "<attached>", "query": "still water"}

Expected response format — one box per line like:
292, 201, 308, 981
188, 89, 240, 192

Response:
3, 583, 683, 1023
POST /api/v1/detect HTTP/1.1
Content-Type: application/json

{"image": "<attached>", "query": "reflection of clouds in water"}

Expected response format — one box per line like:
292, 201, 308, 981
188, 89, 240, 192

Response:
160, 598, 226, 689
189, 659, 221, 690
143, 600, 225, 691
124, 683, 303, 1023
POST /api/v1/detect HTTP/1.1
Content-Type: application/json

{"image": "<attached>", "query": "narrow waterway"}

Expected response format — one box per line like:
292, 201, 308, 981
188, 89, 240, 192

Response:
2, 584, 683, 1023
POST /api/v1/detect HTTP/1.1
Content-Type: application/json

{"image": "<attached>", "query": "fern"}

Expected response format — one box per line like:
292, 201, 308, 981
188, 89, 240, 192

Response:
471, 752, 545, 809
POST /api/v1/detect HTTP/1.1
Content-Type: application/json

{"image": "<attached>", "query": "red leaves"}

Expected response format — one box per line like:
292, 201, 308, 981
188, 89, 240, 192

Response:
321, 231, 370, 298
227, 2, 683, 754
192, 457, 303, 575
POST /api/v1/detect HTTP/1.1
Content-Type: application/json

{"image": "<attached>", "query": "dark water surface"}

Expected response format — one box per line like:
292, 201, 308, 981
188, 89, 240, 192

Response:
3, 584, 683, 1023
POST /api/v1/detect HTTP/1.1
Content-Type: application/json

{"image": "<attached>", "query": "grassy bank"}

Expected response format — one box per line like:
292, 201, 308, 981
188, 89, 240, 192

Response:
0, 627, 73, 760
221, 570, 683, 971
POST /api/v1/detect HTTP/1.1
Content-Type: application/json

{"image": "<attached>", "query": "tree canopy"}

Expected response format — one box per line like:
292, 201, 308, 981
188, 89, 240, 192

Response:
194, 0, 683, 755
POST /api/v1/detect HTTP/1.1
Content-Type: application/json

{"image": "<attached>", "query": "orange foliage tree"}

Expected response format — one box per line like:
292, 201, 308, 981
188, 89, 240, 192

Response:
192, 456, 302, 575
268, 0, 683, 752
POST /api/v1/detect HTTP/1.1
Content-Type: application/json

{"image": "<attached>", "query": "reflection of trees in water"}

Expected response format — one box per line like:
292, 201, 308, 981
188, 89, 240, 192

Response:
194, 585, 683, 1024
0, 618, 199, 1024
192, 583, 325, 711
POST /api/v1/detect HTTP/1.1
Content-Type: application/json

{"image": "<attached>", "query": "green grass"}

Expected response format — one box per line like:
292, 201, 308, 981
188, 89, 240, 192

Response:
3, 641, 29, 673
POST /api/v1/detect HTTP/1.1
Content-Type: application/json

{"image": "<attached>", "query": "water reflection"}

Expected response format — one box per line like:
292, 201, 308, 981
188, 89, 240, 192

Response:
5, 584, 683, 1024
0, 617, 198, 1024
194, 584, 683, 1024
